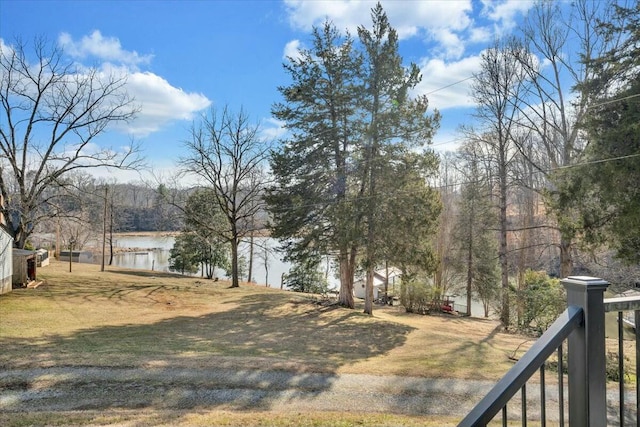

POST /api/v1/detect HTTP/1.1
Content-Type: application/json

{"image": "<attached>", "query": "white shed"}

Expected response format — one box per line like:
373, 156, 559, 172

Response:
0, 227, 13, 294
353, 267, 402, 300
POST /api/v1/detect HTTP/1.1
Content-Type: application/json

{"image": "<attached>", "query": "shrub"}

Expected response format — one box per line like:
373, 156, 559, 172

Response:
400, 279, 433, 314
515, 270, 566, 335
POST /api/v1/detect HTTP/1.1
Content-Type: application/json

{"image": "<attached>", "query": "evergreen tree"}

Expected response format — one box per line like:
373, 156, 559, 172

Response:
577, 1, 640, 263
268, 21, 364, 308
268, 3, 440, 315
357, 3, 440, 314
168, 232, 200, 275
453, 144, 499, 317
284, 256, 329, 294
170, 188, 230, 279
378, 153, 441, 281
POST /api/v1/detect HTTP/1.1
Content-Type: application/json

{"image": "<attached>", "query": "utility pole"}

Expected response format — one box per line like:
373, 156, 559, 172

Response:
69, 238, 75, 273
101, 186, 108, 272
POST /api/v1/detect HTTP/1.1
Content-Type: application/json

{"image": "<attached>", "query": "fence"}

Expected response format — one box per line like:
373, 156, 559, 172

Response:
458, 276, 639, 426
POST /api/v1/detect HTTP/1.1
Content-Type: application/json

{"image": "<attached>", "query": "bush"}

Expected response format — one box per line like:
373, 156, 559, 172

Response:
516, 270, 566, 335
284, 260, 329, 295
546, 349, 631, 383
606, 351, 632, 383
400, 279, 433, 314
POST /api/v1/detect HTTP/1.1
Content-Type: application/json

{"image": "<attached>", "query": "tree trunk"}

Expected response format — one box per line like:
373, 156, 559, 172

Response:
230, 237, 239, 288
264, 247, 269, 287
466, 192, 475, 317
247, 231, 254, 283
465, 241, 473, 317
499, 158, 510, 328
338, 248, 355, 308
559, 237, 573, 278
384, 261, 389, 302
364, 263, 374, 315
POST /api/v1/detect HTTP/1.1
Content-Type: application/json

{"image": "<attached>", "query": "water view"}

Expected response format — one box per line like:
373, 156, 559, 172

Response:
106, 234, 487, 316
108, 234, 294, 289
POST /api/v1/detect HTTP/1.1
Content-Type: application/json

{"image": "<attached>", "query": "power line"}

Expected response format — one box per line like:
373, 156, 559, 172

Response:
425, 75, 475, 96
588, 92, 640, 108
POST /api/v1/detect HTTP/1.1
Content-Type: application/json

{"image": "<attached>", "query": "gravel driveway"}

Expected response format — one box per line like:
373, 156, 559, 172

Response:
0, 366, 634, 425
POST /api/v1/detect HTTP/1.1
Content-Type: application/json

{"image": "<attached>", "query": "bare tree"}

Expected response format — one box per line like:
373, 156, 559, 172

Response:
433, 152, 463, 300
0, 37, 140, 248
471, 38, 528, 328
180, 106, 270, 288
511, 0, 616, 277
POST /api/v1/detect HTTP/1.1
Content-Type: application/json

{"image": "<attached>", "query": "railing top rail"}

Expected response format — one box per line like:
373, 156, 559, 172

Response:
604, 295, 640, 312
457, 305, 583, 427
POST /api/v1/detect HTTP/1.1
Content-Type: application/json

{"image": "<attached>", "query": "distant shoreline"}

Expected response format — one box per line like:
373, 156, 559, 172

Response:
112, 229, 272, 238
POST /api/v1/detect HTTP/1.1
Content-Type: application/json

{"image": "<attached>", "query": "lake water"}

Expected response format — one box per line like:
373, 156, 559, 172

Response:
108, 234, 294, 288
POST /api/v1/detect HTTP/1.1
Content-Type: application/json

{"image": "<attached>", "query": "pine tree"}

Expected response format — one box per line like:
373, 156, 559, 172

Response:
453, 144, 499, 317
357, 3, 440, 314
268, 3, 440, 314
267, 21, 364, 308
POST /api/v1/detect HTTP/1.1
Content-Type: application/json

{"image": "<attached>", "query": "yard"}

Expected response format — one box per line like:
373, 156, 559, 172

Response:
0, 260, 622, 426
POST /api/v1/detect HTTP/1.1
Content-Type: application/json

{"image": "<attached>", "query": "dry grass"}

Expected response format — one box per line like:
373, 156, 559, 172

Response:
0, 260, 529, 377
0, 409, 466, 427
1, 260, 537, 426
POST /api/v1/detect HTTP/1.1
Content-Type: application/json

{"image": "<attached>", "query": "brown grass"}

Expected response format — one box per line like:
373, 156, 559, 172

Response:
0, 260, 530, 377
1, 260, 536, 426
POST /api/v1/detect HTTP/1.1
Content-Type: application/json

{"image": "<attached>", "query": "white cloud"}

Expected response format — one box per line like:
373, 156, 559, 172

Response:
59, 30, 153, 68
414, 55, 482, 110
284, 0, 474, 59
0, 38, 15, 57
123, 72, 211, 136
469, 26, 492, 44
262, 118, 288, 140
480, 0, 534, 35
283, 39, 304, 61
53, 32, 211, 137
431, 28, 466, 60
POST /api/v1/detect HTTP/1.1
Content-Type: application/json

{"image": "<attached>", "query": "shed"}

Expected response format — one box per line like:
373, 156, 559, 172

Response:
0, 227, 12, 294
12, 249, 37, 288
36, 248, 50, 267
354, 267, 402, 300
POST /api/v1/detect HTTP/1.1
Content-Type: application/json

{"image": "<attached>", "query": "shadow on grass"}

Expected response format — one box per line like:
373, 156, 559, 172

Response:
0, 291, 414, 414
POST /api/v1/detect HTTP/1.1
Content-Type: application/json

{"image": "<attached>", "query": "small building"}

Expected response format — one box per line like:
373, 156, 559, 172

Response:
36, 248, 50, 267
12, 249, 37, 288
0, 226, 12, 294
58, 250, 93, 263
354, 267, 402, 300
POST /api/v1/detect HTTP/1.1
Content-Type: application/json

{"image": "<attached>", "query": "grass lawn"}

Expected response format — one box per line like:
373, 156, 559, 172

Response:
0, 260, 571, 426
0, 260, 530, 377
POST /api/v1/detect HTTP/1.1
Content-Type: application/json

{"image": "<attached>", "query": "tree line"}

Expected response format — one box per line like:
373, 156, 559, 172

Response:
1, 1, 638, 328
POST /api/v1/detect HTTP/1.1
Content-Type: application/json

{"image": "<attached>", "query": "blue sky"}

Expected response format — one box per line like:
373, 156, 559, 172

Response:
0, 0, 541, 182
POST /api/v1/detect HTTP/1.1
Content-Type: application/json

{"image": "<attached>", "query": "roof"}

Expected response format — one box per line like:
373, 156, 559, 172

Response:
13, 249, 37, 258
354, 267, 403, 289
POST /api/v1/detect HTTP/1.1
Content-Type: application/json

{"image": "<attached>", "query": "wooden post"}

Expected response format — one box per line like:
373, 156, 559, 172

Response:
69, 239, 74, 273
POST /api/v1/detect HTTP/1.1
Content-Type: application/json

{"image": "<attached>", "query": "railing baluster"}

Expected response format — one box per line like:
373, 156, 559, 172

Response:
458, 306, 583, 427
522, 384, 527, 427
540, 365, 546, 427
502, 405, 507, 427
458, 281, 640, 426
633, 310, 640, 427
619, 311, 625, 427
558, 344, 564, 427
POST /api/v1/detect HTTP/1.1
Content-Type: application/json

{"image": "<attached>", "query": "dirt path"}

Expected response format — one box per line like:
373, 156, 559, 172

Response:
1, 366, 635, 425
0, 366, 569, 420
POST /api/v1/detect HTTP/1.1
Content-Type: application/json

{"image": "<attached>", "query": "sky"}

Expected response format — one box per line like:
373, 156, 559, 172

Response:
0, 0, 542, 182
